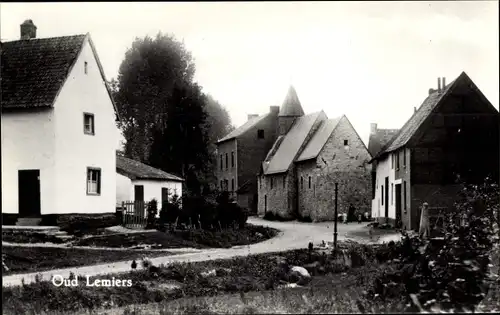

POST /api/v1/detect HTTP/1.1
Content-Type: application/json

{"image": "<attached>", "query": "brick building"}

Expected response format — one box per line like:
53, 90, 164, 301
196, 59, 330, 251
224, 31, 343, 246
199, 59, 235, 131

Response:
370, 72, 499, 230
216, 106, 279, 213
257, 86, 372, 221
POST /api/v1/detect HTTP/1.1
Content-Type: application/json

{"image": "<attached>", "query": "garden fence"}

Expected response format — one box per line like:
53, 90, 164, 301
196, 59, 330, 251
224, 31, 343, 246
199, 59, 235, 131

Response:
120, 201, 147, 229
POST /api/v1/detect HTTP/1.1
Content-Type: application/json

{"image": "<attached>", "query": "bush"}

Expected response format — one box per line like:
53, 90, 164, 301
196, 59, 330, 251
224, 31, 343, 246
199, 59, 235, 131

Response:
263, 212, 293, 222
146, 199, 158, 229
369, 177, 499, 313
158, 192, 248, 231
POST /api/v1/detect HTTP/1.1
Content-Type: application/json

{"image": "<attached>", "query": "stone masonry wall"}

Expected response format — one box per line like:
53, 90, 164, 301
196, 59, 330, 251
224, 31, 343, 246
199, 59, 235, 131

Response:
297, 117, 372, 221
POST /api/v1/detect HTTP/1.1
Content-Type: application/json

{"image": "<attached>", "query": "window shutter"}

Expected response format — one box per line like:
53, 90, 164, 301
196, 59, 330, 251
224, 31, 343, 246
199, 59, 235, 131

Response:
97, 170, 101, 194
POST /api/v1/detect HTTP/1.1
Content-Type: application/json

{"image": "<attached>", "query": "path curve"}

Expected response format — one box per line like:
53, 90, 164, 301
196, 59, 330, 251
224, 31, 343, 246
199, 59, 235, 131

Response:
2, 217, 367, 287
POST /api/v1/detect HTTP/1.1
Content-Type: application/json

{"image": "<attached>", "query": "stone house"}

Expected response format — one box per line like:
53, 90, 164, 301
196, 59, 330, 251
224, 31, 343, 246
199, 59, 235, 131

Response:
370, 72, 499, 230
1, 20, 120, 225
257, 87, 372, 221
216, 106, 279, 213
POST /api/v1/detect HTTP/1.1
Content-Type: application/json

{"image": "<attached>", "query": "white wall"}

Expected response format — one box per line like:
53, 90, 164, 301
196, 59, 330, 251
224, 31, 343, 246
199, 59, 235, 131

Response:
371, 155, 396, 219
115, 175, 183, 207
116, 173, 132, 207
1, 109, 56, 214
53, 37, 118, 214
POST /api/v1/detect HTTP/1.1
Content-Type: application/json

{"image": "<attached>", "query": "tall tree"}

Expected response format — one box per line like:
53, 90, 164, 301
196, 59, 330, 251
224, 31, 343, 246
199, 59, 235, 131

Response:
112, 32, 234, 194
113, 33, 195, 162
202, 95, 235, 190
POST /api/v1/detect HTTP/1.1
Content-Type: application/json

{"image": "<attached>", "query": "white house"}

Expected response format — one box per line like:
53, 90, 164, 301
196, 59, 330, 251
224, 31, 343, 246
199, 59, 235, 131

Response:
116, 154, 184, 208
1, 20, 120, 224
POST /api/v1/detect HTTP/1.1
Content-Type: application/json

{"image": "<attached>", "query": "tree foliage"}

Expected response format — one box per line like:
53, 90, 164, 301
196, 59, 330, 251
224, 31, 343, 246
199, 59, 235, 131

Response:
111, 32, 233, 194
368, 177, 499, 313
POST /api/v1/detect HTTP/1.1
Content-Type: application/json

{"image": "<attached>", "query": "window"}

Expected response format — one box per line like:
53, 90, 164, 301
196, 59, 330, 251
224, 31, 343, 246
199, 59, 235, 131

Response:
83, 113, 95, 135
403, 181, 407, 210
403, 149, 407, 167
391, 154, 394, 169
270, 177, 273, 189
391, 184, 394, 205
308, 176, 311, 189
231, 178, 234, 191
301, 176, 303, 189
344, 140, 348, 146
396, 152, 400, 169
86, 168, 101, 195
381, 185, 384, 206
84, 61, 88, 74
231, 152, 235, 168
257, 129, 264, 139
220, 155, 223, 170
225, 153, 228, 169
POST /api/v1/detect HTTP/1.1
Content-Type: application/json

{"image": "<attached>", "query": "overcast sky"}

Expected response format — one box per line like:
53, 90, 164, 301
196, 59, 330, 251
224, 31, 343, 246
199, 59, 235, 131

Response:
1, 1, 498, 145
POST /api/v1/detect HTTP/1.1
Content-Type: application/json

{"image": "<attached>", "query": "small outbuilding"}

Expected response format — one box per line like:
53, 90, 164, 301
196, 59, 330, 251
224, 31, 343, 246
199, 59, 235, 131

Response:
116, 153, 184, 208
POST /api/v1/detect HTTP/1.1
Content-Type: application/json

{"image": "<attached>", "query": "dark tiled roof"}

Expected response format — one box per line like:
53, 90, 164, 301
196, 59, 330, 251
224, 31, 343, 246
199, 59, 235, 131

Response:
296, 116, 342, 161
217, 113, 269, 143
263, 111, 327, 175
372, 73, 470, 161
367, 128, 399, 157
1, 34, 120, 120
116, 154, 184, 181
1, 35, 86, 109
279, 85, 305, 117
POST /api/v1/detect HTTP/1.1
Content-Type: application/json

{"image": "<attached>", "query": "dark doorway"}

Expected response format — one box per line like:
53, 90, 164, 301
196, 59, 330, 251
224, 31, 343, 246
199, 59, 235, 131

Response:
264, 195, 267, 213
18, 170, 41, 217
161, 187, 169, 206
134, 185, 144, 201
384, 177, 389, 223
395, 184, 402, 228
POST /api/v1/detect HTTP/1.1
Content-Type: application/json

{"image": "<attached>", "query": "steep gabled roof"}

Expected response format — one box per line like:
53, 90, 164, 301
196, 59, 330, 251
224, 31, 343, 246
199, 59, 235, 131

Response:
296, 116, 342, 162
367, 128, 400, 157
371, 71, 495, 162
371, 74, 457, 162
217, 113, 269, 143
279, 85, 305, 117
1, 34, 119, 119
116, 154, 184, 182
263, 111, 326, 175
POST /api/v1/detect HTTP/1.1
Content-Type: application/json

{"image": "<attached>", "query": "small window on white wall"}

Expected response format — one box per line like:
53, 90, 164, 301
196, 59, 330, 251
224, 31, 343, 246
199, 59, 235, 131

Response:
87, 168, 101, 195
84, 61, 88, 74
84, 113, 95, 135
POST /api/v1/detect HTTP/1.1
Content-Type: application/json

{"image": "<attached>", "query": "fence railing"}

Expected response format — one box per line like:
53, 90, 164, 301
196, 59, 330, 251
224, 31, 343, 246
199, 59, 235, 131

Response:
120, 201, 147, 229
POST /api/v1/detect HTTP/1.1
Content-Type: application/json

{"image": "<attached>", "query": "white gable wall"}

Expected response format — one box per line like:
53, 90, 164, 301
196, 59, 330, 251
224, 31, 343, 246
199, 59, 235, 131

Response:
1, 109, 56, 214
371, 156, 396, 220
53, 37, 118, 214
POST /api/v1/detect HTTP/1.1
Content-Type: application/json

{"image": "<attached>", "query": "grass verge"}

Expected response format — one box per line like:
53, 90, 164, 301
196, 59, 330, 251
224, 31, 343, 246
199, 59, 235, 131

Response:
74, 224, 278, 249
2, 243, 391, 314
2, 246, 173, 275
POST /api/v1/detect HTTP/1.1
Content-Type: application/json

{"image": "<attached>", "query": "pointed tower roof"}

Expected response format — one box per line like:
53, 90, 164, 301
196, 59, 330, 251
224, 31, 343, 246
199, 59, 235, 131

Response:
279, 85, 305, 117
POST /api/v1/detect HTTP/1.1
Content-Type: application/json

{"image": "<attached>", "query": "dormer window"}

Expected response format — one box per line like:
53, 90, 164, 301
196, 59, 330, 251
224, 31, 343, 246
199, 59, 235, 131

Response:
84, 113, 95, 135
84, 61, 88, 74
257, 129, 264, 139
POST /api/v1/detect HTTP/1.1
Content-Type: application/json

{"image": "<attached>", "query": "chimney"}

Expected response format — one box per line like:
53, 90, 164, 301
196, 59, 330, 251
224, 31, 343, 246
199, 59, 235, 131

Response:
414, 107, 417, 113
370, 123, 377, 135
20, 19, 37, 40
442, 77, 446, 89
270, 106, 280, 115
247, 114, 259, 121
437, 77, 441, 92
